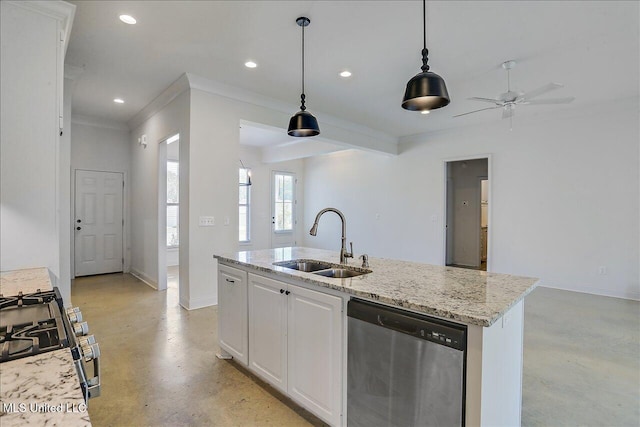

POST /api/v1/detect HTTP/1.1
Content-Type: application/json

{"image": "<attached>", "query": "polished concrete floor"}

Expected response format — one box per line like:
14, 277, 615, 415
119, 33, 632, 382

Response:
71, 272, 639, 426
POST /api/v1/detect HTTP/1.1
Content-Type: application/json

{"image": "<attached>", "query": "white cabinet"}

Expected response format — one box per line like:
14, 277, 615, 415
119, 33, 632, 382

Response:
247, 273, 288, 392
248, 273, 343, 426
218, 264, 248, 365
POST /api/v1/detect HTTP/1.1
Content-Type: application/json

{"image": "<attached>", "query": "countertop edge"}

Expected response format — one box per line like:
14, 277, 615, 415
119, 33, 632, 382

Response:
214, 254, 539, 327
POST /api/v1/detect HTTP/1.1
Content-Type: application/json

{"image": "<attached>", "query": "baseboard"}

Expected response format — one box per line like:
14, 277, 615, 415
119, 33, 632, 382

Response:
129, 269, 158, 290
180, 294, 218, 310
540, 284, 640, 301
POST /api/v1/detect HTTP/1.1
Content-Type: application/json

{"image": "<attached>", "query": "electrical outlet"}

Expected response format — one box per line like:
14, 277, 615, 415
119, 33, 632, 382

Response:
199, 216, 215, 227
598, 266, 607, 275
224, 216, 230, 226
431, 214, 438, 222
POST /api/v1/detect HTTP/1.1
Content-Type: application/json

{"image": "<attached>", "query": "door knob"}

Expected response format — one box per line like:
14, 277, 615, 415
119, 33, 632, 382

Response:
77, 219, 81, 223
76, 226, 81, 231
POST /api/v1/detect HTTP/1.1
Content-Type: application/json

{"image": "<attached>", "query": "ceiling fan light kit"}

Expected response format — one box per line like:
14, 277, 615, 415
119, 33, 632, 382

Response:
402, 0, 450, 112
288, 16, 320, 137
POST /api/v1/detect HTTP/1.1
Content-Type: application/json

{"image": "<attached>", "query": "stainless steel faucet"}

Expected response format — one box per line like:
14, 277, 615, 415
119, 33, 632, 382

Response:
309, 207, 353, 264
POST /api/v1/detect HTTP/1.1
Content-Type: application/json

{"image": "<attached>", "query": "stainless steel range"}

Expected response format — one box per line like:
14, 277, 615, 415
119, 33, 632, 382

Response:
0, 287, 101, 400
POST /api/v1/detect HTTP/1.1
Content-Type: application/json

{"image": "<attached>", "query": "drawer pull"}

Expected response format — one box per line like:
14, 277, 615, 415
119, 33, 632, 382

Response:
225, 278, 235, 283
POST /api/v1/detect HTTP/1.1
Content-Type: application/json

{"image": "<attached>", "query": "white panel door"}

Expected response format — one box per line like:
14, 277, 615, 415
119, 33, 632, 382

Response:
248, 273, 288, 394
287, 284, 343, 426
75, 170, 123, 276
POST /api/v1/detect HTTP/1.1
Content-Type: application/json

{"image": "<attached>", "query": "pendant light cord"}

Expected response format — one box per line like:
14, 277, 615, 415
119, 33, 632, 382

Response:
421, 0, 430, 72
300, 21, 306, 111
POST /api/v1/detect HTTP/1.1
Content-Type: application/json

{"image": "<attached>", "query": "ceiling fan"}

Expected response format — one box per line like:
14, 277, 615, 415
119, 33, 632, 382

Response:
454, 60, 575, 127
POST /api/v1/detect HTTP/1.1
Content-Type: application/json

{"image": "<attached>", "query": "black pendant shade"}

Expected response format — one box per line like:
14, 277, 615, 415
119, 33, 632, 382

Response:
288, 16, 320, 137
402, 67, 450, 111
402, 0, 450, 112
288, 109, 320, 137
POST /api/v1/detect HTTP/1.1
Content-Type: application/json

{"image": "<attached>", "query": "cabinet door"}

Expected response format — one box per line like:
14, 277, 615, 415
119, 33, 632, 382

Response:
218, 264, 248, 365
287, 284, 343, 426
248, 273, 288, 393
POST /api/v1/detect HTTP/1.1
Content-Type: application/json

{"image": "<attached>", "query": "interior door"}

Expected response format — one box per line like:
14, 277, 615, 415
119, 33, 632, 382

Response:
75, 170, 124, 276
271, 171, 296, 249
445, 176, 454, 265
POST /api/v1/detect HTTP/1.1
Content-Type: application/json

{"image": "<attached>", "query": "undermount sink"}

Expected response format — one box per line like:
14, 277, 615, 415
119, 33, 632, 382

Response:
313, 268, 371, 278
273, 259, 334, 272
274, 259, 371, 278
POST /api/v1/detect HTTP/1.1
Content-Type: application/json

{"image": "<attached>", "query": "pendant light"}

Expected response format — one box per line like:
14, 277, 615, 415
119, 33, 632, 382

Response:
288, 17, 320, 137
401, 0, 450, 112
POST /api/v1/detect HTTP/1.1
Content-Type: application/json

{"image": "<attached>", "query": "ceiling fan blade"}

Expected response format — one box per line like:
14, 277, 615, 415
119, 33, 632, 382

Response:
521, 97, 575, 105
520, 82, 563, 100
453, 106, 501, 118
502, 106, 514, 120
468, 97, 503, 105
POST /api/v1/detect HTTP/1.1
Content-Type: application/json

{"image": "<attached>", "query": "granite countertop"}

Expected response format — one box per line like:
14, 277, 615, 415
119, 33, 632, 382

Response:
0, 350, 91, 427
215, 247, 539, 327
0, 268, 92, 426
0, 268, 53, 296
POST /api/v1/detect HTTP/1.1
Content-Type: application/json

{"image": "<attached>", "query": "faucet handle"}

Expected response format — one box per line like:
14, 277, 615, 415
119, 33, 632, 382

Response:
349, 242, 353, 256
359, 254, 370, 268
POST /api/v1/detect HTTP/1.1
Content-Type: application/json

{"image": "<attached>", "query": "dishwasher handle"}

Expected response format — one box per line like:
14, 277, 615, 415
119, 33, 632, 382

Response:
377, 314, 419, 335
348, 299, 467, 351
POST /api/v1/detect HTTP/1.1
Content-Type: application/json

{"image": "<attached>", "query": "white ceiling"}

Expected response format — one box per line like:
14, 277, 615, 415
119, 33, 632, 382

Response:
66, 1, 639, 141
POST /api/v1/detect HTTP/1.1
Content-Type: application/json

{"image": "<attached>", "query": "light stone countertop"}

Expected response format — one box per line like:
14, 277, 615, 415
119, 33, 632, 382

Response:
0, 268, 91, 426
0, 268, 53, 296
215, 247, 539, 327
0, 349, 91, 427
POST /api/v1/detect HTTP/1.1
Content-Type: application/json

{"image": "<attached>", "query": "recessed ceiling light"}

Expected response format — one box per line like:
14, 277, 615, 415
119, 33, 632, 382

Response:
113, 98, 125, 104
245, 61, 257, 68
119, 15, 137, 25
420, 110, 430, 115
339, 70, 352, 78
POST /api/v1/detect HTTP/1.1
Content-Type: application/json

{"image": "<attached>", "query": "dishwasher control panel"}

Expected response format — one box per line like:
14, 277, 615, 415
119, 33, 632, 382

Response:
347, 299, 467, 351
420, 328, 464, 350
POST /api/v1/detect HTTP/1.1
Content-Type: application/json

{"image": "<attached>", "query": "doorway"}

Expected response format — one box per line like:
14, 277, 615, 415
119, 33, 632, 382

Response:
74, 170, 124, 276
158, 133, 180, 298
271, 171, 296, 248
444, 157, 490, 271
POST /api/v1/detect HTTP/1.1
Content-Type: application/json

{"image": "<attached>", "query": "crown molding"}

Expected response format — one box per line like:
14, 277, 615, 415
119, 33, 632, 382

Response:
185, 73, 397, 147
72, 114, 129, 131
127, 73, 190, 131
127, 72, 397, 154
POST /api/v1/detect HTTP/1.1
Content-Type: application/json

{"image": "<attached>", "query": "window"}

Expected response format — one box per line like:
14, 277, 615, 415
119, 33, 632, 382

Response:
167, 161, 179, 247
274, 172, 294, 232
239, 168, 251, 242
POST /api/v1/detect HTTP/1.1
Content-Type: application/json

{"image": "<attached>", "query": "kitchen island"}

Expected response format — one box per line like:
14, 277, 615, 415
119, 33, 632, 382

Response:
0, 268, 91, 427
215, 247, 539, 427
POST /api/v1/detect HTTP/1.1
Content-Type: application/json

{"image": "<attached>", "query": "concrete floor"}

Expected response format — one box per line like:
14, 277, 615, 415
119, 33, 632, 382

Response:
71, 272, 639, 426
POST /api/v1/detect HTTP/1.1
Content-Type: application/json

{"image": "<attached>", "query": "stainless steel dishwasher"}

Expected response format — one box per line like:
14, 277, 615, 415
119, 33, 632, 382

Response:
347, 299, 466, 427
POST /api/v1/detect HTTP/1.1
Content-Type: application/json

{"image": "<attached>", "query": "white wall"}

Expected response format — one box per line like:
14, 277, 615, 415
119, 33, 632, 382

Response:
187, 88, 292, 308
0, 2, 73, 301
70, 120, 131, 274
128, 73, 398, 310
239, 145, 305, 251
303, 99, 640, 300
129, 90, 190, 306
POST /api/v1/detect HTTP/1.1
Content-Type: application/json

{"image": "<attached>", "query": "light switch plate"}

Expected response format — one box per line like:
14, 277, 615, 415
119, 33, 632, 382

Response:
199, 216, 215, 226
